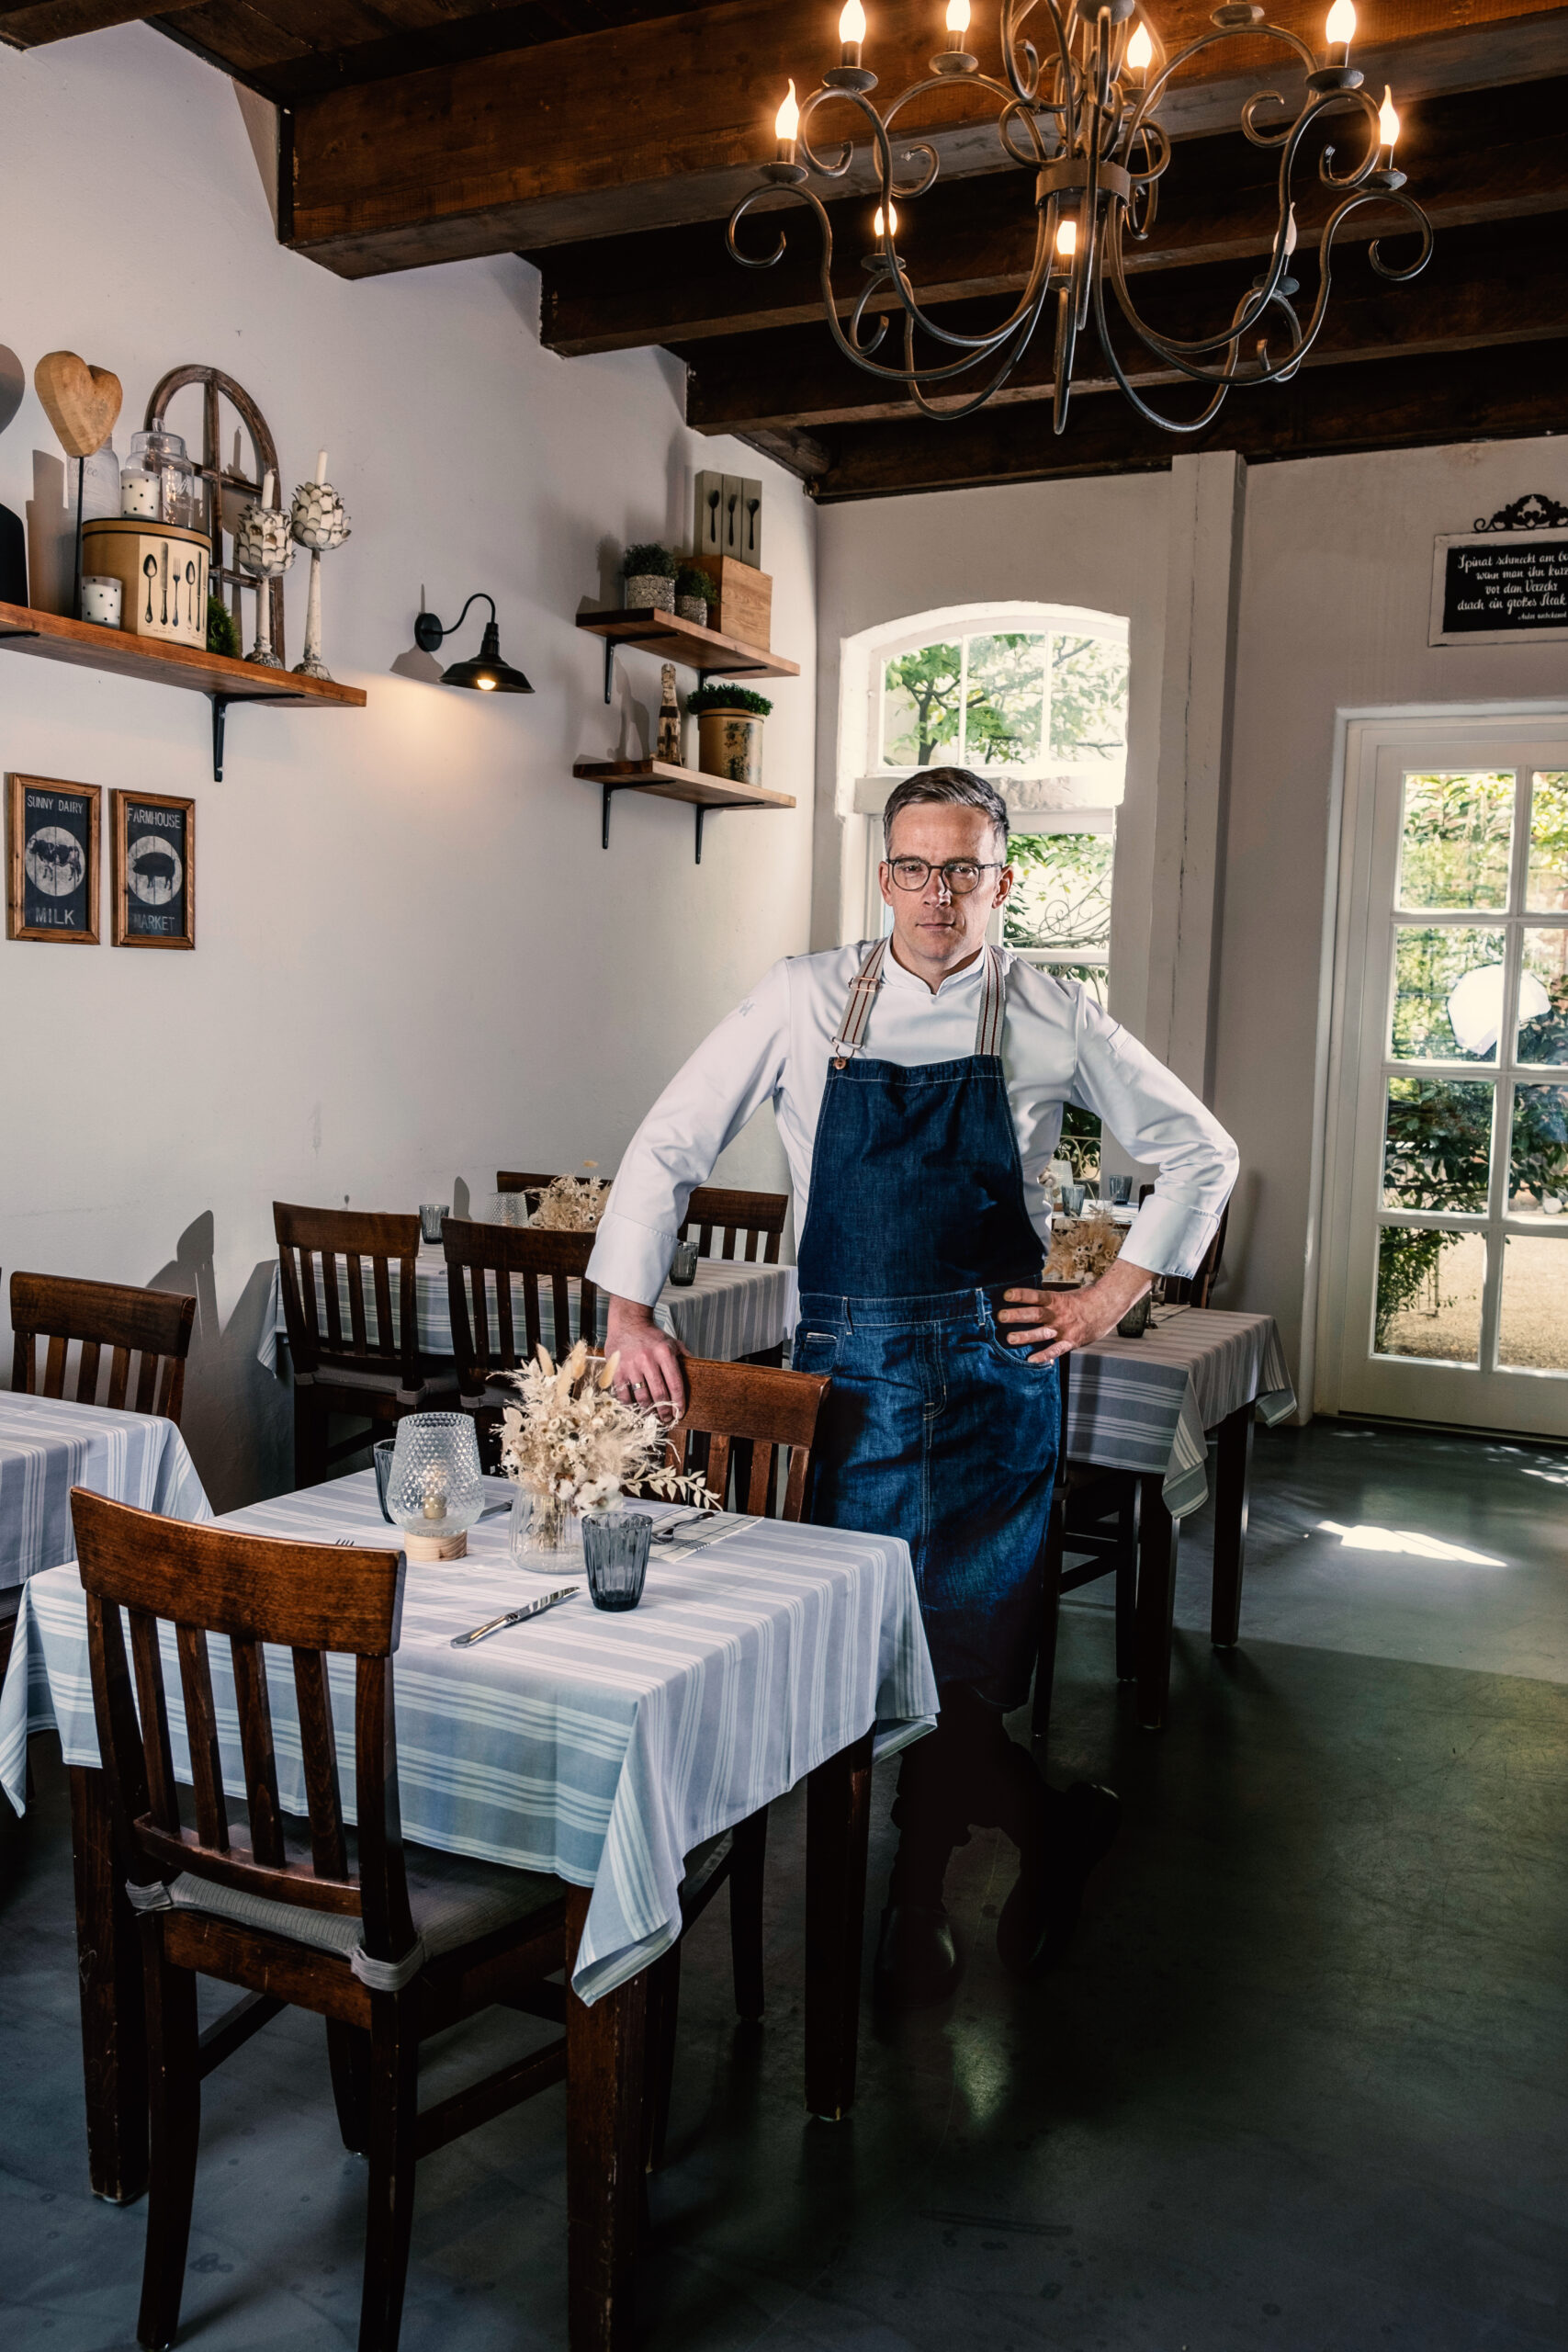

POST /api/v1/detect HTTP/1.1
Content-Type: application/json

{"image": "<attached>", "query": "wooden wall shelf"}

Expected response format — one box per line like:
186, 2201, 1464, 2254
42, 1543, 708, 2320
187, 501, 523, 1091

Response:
577, 605, 800, 704
574, 758, 795, 863
0, 601, 367, 781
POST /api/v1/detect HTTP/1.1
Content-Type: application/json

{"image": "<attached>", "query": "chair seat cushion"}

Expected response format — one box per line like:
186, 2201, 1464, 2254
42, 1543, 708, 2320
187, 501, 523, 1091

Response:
129, 1843, 563, 1990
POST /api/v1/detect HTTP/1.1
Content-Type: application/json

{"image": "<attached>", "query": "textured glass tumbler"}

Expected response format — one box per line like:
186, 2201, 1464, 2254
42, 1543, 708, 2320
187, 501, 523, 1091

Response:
373, 1439, 396, 1521
669, 1239, 699, 1286
1105, 1175, 1134, 1205
419, 1204, 449, 1244
582, 1510, 653, 1611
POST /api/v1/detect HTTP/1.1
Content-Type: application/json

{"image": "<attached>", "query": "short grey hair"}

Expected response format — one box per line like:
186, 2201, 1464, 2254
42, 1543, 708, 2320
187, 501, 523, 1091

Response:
882, 767, 1010, 858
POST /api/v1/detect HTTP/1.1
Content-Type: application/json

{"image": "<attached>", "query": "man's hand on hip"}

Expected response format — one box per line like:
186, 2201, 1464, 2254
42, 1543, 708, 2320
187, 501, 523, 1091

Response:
997, 1256, 1154, 1363
604, 1295, 688, 1419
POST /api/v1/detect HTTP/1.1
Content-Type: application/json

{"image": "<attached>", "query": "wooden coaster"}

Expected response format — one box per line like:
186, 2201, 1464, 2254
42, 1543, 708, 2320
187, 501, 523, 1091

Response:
401, 1528, 468, 1562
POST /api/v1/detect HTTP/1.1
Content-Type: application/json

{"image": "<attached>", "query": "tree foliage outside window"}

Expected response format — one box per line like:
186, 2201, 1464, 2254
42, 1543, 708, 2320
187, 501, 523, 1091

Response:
881, 628, 1127, 772
1395, 771, 1514, 910
1005, 830, 1113, 992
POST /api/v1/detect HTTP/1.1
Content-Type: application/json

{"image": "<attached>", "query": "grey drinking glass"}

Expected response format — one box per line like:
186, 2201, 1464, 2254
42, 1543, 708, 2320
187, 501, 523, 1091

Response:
669, 1238, 699, 1286
419, 1204, 449, 1245
582, 1510, 654, 1611
1062, 1182, 1087, 1217
373, 1439, 396, 1521
1105, 1175, 1134, 1205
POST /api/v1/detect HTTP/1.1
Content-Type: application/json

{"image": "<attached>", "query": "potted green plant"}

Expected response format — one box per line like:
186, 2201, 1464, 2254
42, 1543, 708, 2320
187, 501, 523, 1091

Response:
686, 682, 773, 789
674, 563, 712, 625
622, 541, 677, 615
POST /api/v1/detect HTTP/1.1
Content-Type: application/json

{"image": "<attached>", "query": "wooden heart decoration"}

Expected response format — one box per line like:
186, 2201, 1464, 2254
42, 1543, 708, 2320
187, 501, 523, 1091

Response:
33, 349, 123, 458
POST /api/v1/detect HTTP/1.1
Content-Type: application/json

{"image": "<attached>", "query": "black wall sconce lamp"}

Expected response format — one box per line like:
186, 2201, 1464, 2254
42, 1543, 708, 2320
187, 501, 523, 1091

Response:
413, 590, 533, 693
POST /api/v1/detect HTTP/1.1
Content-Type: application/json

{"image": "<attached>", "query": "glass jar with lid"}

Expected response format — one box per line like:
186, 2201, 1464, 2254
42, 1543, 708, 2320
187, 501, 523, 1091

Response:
120, 424, 199, 529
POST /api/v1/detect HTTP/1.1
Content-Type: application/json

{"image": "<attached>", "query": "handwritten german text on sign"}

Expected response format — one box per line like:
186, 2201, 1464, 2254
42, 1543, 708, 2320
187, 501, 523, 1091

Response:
1430, 533, 1568, 647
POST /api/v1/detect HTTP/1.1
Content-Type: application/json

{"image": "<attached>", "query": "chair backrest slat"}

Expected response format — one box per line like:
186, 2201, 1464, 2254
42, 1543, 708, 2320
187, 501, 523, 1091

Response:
175, 1623, 229, 1852
291, 1648, 349, 1882
73, 1491, 407, 1932
10, 1272, 196, 1428
128, 1608, 178, 1834
231, 1637, 286, 1869
273, 1204, 423, 1388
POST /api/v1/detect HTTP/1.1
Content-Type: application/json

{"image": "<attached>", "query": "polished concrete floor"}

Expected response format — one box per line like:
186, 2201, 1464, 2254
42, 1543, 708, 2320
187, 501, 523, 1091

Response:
4, 1418, 1567, 2351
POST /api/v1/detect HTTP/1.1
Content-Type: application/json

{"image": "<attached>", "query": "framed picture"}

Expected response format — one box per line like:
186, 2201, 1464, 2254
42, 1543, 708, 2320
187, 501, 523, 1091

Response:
6, 773, 101, 943
111, 789, 194, 950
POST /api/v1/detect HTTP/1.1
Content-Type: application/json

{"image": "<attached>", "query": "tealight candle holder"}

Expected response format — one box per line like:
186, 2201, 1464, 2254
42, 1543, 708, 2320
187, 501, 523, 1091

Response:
387, 1412, 484, 1561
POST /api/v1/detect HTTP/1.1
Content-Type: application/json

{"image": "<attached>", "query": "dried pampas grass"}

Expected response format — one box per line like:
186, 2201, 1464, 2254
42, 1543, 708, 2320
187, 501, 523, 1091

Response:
531, 1162, 612, 1231
1042, 1210, 1125, 1286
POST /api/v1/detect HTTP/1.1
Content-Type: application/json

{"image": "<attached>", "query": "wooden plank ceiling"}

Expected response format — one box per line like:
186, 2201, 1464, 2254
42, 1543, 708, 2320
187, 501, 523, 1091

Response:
6, 0, 1565, 500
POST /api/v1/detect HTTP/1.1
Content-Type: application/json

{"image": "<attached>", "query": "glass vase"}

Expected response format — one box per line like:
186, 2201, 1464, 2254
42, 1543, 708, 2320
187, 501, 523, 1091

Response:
509, 1485, 583, 1561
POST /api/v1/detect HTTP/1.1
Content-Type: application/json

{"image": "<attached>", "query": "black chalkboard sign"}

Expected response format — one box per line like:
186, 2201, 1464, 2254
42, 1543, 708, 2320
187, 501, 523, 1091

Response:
112, 790, 194, 950
6, 773, 101, 943
1431, 496, 1568, 645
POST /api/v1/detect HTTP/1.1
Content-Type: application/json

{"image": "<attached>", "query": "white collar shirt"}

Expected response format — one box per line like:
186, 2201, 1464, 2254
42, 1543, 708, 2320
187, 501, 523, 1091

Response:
587, 941, 1238, 1306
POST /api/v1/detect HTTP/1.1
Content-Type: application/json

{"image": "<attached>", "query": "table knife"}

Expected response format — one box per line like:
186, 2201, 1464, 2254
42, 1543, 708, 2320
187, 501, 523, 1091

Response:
450, 1586, 579, 1646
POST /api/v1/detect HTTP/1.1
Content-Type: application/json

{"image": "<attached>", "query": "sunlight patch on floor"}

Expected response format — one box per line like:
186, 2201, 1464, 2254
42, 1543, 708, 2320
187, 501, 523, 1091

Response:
1316, 1520, 1509, 1566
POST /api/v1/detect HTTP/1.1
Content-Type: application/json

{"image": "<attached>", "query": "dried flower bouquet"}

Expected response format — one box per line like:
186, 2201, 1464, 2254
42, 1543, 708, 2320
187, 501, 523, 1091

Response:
499, 1340, 712, 1528
1042, 1210, 1126, 1286
530, 1163, 612, 1231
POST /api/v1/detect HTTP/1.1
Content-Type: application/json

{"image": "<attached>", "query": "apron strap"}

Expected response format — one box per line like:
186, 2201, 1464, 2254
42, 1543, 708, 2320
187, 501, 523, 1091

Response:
831, 938, 888, 1065
830, 937, 1008, 1067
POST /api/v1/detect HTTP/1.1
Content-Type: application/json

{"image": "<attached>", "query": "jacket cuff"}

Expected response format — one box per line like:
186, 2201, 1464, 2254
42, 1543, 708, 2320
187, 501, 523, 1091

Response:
1116, 1194, 1221, 1282
586, 1212, 674, 1307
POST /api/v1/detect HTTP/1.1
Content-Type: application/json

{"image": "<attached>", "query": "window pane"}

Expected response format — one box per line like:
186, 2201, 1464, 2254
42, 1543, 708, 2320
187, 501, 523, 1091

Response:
964, 633, 1046, 769
1498, 1236, 1568, 1373
1517, 929, 1568, 1064
881, 643, 961, 768
1382, 1078, 1493, 1211
1394, 771, 1515, 910
1005, 831, 1113, 959
1526, 773, 1568, 911
1049, 633, 1129, 763
1509, 1081, 1568, 1213
1375, 1228, 1485, 1363
1390, 926, 1505, 1061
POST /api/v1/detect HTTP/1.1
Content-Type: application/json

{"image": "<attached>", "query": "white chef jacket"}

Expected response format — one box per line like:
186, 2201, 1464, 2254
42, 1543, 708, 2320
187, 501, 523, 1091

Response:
587, 942, 1238, 1306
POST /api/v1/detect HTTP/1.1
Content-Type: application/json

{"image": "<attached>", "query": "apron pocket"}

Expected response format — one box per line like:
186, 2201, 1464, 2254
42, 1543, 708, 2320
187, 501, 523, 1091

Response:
793, 1329, 840, 1374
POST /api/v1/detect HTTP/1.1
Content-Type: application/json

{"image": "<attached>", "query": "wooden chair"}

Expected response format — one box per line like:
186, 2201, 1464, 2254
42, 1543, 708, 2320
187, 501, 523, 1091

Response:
10, 1272, 196, 1426
273, 1204, 457, 1488
640, 1356, 830, 2168
678, 1185, 789, 1267
72, 1487, 570, 2352
443, 1221, 600, 1465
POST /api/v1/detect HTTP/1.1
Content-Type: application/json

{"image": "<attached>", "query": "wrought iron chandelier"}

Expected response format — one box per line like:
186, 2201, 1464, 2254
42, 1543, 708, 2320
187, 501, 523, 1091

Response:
728, 0, 1433, 435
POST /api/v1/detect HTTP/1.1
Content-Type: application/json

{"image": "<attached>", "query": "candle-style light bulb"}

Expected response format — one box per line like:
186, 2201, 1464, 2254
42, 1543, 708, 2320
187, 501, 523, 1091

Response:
1283, 203, 1298, 260
260, 469, 276, 509
1125, 22, 1153, 73
945, 0, 971, 33
1325, 0, 1355, 58
1055, 216, 1077, 259
1378, 84, 1400, 148
314, 448, 329, 485
874, 201, 899, 236
840, 0, 866, 64
774, 77, 799, 157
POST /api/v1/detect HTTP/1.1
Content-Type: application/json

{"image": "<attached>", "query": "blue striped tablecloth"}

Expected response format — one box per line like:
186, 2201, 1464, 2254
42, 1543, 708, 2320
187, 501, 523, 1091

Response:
0, 1392, 212, 1595
257, 1249, 798, 1374
0, 1468, 936, 2003
1067, 1306, 1296, 1519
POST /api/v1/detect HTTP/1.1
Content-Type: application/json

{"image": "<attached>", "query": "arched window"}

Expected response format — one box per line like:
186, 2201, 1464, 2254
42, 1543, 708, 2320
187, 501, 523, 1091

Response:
835, 601, 1129, 1003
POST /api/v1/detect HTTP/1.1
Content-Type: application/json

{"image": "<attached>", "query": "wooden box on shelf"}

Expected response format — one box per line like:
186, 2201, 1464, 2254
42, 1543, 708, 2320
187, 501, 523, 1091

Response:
691, 557, 771, 651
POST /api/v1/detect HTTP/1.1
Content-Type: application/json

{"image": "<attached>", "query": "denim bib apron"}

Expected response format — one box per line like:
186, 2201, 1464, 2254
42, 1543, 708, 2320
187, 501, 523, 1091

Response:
794, 939, 1059, 1707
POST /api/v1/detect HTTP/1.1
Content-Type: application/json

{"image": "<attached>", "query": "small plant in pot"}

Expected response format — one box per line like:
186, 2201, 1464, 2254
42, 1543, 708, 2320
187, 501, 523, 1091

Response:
622, 541, 677, 615
674, 563, 713, 626
687, 682, 773, 789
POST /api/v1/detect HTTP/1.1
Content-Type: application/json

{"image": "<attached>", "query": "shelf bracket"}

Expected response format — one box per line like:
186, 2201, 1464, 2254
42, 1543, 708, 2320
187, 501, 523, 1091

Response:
602, 778, 637, 850
604, 637, 615, 705
209, 686, 310, 783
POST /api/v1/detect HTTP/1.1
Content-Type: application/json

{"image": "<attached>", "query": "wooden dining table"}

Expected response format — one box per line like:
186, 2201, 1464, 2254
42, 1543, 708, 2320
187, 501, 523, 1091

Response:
0, 1469, 938, 2350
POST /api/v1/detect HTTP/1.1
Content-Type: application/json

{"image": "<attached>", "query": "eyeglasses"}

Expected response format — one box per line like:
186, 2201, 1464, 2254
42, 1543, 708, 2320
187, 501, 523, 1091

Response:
886, 857, 1005, 895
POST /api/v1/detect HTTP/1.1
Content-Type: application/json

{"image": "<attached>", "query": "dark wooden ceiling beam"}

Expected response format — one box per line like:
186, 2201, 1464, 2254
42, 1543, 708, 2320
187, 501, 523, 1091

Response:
536, 74, 1568, 355
680, 212, 1568, 430
284, 0, 1568, 276
807, 330, 1568, 499
0, 0, 197, 42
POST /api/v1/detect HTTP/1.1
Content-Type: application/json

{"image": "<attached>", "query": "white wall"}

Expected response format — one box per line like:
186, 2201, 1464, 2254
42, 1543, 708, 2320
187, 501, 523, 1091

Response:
0, 26, 817, 1509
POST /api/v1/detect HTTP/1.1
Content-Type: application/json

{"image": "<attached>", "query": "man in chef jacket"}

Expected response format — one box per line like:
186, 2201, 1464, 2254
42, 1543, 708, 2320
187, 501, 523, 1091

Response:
588, 769, 1236, 2006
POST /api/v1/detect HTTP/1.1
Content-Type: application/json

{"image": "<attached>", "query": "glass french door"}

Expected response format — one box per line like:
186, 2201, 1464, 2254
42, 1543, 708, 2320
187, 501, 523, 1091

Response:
1326, 719, 1568, 1434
